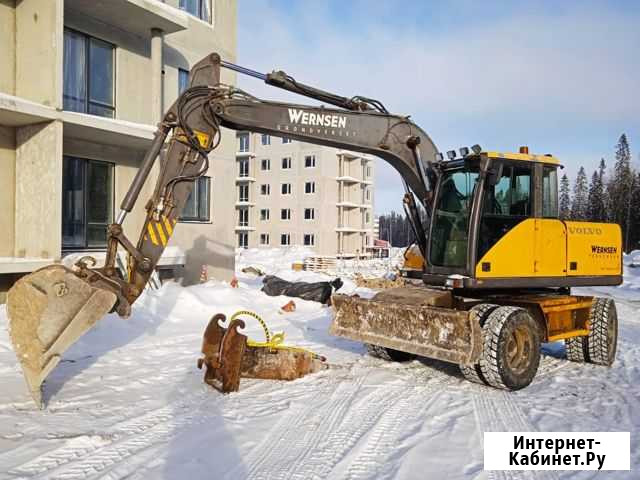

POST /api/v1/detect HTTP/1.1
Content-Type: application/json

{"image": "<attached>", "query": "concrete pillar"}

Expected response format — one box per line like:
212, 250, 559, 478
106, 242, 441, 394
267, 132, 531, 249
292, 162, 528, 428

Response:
15, 120, 63, 259
150, 28, 164, 124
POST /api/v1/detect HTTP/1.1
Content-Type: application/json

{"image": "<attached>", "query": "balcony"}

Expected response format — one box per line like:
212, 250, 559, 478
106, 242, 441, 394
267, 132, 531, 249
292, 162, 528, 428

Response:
235, 176, 256, 183
65, 0, 189, 37
336, 201, 359, 208
236, 151, 255, 157
235, 201, 255, 207
336, 175, 360, 183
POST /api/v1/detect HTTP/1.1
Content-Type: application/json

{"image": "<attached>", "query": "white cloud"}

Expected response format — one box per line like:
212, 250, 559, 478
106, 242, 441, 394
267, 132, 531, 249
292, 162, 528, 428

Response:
236, 1, 639, 214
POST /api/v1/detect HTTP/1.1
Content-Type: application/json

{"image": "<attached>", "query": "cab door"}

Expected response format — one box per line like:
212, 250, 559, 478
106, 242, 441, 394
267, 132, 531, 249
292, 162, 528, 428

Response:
476, 162, 536, 278
533, 165, 566, 277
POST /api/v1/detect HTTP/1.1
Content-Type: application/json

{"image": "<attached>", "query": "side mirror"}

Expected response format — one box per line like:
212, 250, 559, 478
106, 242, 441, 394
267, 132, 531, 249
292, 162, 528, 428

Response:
487, 163, 503, 186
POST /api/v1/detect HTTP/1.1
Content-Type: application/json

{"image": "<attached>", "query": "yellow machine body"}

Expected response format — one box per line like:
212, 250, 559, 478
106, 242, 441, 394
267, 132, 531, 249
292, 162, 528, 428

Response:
476, 219, 622, 279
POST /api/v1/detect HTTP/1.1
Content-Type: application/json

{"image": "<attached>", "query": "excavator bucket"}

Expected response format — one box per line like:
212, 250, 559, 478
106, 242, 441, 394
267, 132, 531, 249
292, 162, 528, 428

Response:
330, 287, 483, 365
6, 265, 117, 408
198, 313, 328, 392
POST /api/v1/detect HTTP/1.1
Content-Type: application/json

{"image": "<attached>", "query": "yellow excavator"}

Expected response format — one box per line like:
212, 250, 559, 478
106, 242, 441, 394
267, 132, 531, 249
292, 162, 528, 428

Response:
7, 54, 622, 406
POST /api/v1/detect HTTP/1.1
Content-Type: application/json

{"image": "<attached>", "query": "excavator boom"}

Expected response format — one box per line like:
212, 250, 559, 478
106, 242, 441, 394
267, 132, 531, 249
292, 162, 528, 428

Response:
6, 53, 441, 406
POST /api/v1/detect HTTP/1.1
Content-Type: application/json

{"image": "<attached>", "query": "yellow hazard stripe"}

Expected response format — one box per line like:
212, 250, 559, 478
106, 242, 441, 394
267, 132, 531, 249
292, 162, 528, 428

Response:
155, 221, 167, 246
147, 223, 159, 245
163, 216, 173, 235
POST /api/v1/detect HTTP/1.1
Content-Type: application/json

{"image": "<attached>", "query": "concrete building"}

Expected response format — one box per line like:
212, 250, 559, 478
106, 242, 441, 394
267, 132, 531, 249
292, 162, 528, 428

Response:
235, 132, 375, 257
0, 0, 237, 298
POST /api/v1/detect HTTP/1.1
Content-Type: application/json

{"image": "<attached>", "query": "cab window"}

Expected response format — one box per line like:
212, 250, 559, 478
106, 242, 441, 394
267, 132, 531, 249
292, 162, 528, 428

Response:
429, 168, 479, 268
542, 166, 558, 218
478, 164, 532, 259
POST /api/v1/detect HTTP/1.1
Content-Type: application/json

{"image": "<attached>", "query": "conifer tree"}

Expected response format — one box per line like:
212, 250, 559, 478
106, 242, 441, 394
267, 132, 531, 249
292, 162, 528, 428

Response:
587, 160, 606, 222
559, 173, 571, 219
608, 134, 633, 247
571, 167, 588, 220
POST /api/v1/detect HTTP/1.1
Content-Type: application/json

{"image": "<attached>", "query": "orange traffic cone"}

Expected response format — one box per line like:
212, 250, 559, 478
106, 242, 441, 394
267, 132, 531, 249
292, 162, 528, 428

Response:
200, 265, 208, 283
280, 300, 296, 313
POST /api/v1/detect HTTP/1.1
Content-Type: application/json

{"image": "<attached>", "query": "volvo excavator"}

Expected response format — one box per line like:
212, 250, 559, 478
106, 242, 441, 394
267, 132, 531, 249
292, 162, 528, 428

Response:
6, 53, 623, 407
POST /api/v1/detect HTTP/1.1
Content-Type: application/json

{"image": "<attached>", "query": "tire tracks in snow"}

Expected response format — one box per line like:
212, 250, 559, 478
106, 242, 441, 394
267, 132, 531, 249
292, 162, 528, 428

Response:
5, 380, 282, 480
228, 361, 457, 480
473, 390, 559, 480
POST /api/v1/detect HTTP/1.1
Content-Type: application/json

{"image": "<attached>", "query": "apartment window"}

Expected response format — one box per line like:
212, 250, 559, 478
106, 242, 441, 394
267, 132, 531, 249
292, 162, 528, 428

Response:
282, 137, 292, 144
62, 156, 114, 249
281, 234, 291, 245
281, 183, 292, 195
260, 209, 270, 221
63, 29, 115, 118
238, 184, 249, 202
238, 133, 249, 152
179, 0, 211, 23
261, 159, 270, 171
260, 184, 270, 195
282, 157, 292, 169
281, 208, 291, 220
180, 176, 211, 222
260, 233, 270, 245
365, 211, 371, 223
238, 158, 249, 177
261, 134, 270, 146
178, 68, 189, 94
365, 189, 371, 201
238, 208, 249, 227
366, 165, 372, 177
304, 208, 315, 220
304, 234, 315, 246
305, 181, 316, 194
238, 232, 248, 248
305, 155, 316, 168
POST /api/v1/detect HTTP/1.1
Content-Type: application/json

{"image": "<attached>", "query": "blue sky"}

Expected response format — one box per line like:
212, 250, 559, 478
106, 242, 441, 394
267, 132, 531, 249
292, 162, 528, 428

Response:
236, 0, 639, 214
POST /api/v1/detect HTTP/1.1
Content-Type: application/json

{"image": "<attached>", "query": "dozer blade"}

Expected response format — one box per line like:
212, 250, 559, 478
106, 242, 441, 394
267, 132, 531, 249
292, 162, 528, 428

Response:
6, 265, 117, 408
198, 313, 328, 392
330, 287, 483, 365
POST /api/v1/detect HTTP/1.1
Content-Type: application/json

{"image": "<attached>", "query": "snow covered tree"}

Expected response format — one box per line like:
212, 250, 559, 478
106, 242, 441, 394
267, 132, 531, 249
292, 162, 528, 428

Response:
587, 159, 606, 222
559, 173, 571, 219
570, 167, 588, 220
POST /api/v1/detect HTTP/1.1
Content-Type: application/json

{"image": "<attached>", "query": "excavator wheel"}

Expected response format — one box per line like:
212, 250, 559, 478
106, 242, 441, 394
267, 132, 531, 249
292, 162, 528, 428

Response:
459, 303, 499, 385
565, 336, 588, 363
564, 297, 618, 366
479, 306, 541, 391
366, 343, 416, 362
587, 297, 618, 366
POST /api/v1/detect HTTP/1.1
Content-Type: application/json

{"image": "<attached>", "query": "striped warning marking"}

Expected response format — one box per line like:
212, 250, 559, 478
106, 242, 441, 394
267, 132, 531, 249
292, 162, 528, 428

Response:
146, 217, 177, 247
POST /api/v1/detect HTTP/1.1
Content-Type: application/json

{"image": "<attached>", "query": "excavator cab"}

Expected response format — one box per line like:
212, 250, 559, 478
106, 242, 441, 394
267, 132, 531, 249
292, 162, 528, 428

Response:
423, 149, 621, 289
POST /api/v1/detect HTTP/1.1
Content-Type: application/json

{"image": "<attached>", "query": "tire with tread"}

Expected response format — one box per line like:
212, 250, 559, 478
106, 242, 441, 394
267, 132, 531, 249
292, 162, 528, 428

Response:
587, 297, 618, 366
459, 303, 499, 385
365, 343, 416, 362
564, 297, 617, 366
479, 306, 541, 390
565, 336, 588, 362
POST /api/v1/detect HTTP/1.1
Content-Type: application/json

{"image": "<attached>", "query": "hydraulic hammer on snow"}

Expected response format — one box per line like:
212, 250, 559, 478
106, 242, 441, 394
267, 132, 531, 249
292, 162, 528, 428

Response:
6, 52, 623, 407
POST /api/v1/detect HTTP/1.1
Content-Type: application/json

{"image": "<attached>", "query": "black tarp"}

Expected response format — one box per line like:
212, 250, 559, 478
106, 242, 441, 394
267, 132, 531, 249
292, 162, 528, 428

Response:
261, 276, 343, 305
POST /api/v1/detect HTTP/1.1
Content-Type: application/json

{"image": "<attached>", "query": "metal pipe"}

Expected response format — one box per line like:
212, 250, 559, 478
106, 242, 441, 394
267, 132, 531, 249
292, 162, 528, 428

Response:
116, 209, 127, 225
220, 60, 267, 81
120, 124, 170, 213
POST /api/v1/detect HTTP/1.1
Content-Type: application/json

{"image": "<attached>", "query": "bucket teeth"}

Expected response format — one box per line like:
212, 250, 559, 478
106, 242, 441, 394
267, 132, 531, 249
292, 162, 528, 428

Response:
7, 265, 117, 408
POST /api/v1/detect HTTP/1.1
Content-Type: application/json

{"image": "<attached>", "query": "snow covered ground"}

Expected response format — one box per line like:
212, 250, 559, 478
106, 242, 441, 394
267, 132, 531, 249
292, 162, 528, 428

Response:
0, 248, 638, 479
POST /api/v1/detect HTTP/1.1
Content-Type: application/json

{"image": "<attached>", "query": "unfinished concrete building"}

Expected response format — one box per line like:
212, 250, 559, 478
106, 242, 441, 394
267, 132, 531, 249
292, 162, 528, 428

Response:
235, 132, 376, 257
0, 0, 238, 299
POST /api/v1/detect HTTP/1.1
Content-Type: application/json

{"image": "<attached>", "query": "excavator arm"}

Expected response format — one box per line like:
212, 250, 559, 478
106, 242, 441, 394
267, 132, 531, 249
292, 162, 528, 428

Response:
7, 53, 440, 406
103, 53, 438, 314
